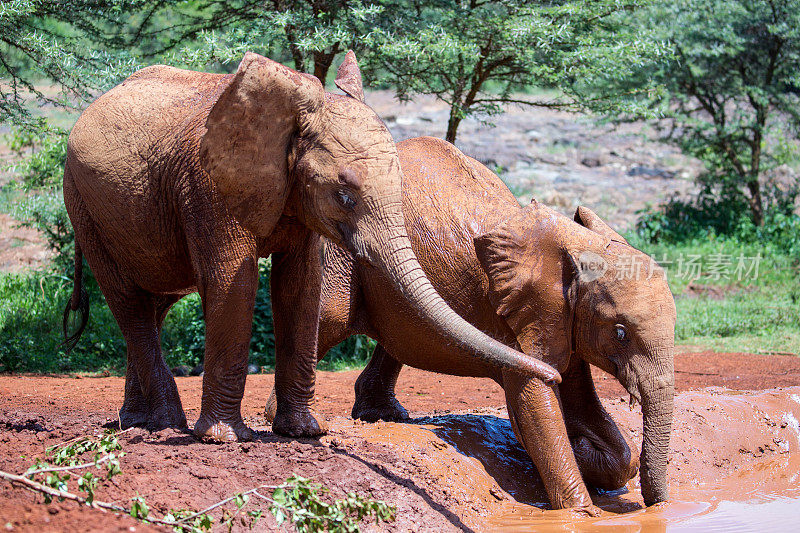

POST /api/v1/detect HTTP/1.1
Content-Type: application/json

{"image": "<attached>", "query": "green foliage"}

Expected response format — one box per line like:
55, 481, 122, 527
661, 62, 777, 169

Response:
635, 197, 800, 260
11, 189, 75, 271
626, 227, 800, 354
255, 0, 382, 83
6, 128, 68, 190
0, 270, 125, 372
23, 429, 126, 504
163, 509, 215, 533
3, 128, 74, 270
130, 495, 149, 520
369, 0, 667, 141
45, 431, 123, 466
271, 474, 396, 533
321, 335, 377, 371
591, 0, 800, 225
168, 0, 383, 83
0, 1, 145, 132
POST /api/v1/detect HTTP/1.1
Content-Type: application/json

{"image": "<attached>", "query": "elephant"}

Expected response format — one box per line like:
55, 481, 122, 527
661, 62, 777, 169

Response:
62, 52, 560, 443
266, 136, 676, 511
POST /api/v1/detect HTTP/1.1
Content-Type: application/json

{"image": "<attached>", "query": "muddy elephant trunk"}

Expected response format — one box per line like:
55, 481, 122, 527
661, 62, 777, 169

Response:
371, 219, 561, 384
638, 346, 674, 506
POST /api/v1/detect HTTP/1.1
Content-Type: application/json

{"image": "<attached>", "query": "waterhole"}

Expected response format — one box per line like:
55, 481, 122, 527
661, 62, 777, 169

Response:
347, 388, 800, 531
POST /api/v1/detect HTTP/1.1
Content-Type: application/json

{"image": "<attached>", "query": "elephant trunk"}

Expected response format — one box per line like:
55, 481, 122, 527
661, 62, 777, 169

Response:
637, 346, 674, 506
373, 222, 561, 384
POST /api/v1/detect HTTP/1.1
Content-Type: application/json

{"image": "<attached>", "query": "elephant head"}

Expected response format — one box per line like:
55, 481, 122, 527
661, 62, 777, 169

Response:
474, 201, 675, 506
199, 51, 561, 384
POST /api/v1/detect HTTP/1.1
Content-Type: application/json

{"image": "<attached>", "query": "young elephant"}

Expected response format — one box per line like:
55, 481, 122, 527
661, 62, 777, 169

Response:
63, 53, 558, 443
268, 136, 676, 511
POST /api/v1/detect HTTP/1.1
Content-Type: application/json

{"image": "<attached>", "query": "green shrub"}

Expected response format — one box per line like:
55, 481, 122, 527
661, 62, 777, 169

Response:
6, 128, 69, 190
11, 189, 75, 273
0, 271, 125, 373
635, 195, 800, 261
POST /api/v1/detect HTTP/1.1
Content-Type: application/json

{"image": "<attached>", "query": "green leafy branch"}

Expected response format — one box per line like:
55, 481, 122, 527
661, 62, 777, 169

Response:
0, 430, 395, 532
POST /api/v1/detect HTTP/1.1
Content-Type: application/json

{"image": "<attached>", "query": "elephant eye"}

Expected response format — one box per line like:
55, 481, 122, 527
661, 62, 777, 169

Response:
336, 189, 357, 210
614, 324, 628, 342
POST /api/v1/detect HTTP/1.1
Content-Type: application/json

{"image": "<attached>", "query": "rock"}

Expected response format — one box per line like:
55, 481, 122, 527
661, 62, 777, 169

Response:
627, 166, 675, 179
525, 129, 544, 141
553, 138, 578, 148
171, 365, 191, 377
190, 364, 204, 376
580, 153, 605, 167
247, 363, 260, 374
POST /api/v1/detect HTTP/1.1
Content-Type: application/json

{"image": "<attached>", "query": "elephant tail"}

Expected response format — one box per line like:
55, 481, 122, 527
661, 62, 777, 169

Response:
62, 241, 89, 354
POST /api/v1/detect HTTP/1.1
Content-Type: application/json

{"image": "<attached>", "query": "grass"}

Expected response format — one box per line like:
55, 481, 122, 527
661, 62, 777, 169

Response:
628, 233, 800, 355
0, 263, 376, 374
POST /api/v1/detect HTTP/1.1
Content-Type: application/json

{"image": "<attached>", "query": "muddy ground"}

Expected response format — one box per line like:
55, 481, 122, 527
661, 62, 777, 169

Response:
1, 350, 800, 532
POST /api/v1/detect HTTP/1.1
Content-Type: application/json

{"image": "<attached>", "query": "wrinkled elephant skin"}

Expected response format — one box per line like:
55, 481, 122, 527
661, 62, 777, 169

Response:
63, 54, 559, 443
269, 136, 676, 510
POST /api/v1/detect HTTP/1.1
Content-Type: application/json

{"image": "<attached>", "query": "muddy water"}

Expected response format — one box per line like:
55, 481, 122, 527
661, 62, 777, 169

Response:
332, 387, 800, 531
489, 455, 800, 532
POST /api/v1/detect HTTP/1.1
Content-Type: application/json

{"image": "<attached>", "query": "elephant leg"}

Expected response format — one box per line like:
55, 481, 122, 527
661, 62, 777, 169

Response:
502, 369, 599, 514
562, 360, 639, 490
352, 344, 408, 422
270, 230, 327, 437
65, 178, 184, 431
119, 294, 184, 428
192, 254, 258, 442
265, 238, 357, 424
102, 288, 186, 430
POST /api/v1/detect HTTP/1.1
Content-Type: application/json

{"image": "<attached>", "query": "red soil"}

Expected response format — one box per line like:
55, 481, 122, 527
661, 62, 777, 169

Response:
1, 350, 799, 531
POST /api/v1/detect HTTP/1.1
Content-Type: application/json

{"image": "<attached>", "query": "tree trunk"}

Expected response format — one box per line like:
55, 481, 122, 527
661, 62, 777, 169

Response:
313, 48, 339, 86
446, 111, 461, 143
747, 179, 765, 226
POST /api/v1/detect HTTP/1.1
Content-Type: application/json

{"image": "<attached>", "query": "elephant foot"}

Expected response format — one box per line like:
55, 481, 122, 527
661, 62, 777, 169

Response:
571, 434, 639, 491
193, 414, 254, 443
568, 504, 603, 517
272, 407, 328, 438
118, 406, 148, 429
147, 405, 188, 432
120, 395, 187, 431
351, 395, 409, 422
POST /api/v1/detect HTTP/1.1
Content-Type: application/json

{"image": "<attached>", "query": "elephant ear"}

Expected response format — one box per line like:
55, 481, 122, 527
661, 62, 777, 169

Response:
334, 50, 365, 102
199, 52, 325, 235
574, 206, 628, 245
474, 201, 579, 372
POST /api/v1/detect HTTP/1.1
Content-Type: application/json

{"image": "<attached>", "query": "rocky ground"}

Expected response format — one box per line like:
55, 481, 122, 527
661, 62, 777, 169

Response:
367, 91, 700, 230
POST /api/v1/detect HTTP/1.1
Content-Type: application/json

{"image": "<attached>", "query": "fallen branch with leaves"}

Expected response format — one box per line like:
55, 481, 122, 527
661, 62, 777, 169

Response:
0, 428, 396, 532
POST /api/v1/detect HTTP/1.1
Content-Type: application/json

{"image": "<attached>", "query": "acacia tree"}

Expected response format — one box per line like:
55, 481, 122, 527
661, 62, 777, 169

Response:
598, 0, 800, 226
266, 1, 382, 83
168, 1, 384, 85
0, 0, 263, 130
369, 0, 663, 142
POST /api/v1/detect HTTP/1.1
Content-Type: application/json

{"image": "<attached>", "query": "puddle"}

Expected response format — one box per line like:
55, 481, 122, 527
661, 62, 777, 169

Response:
488, 455, 800, 532
419, 388, 800, 531
331, 387, 800, 531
